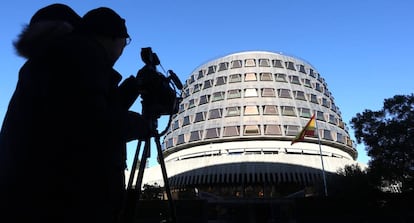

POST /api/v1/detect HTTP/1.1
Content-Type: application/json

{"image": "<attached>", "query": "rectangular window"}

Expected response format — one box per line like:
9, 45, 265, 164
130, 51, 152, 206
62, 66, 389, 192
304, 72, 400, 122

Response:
182, 115, 191, 126
329, 114, 337, 124
212, 91, 225, 102
218, 62, 229, 71
263, 105, 278, 115
322, 98, 330, 108
231, 60, 242, 69
294, 91, 306, 100
337, 133, 345, 143
324, 86, 330, 96
166, 138, 174, 148
244, 59, 256, 67
260, 72, 273, 81
298, 108, 311, 118
316, 111, 325, 121
303, 78, 312, 88
244, 72, 257, 81
203, 79, 213, 89
281, 106, 296, 116
259, 58, 270, 67
264, 125, 282, 135
298, 64, 306, 73
227, 89, 241, 99
261, 88, 275, 97
197, 70, 205, 79
208, 108, 222, 119
244, 88, 258, 97
193, 84, 201, 93
289, 75, 301, 85
323, 130, 332, 140
272, 59, 284, 68
207, 65, 216, 75
315, 83, 322, 92
244, 125, 260, 135
173, 120, 180, 130
285, 125, 299, 136
285, 61, 296, 70
226, 106, 241, 117
275, 73, 287, 82
229, 73, 242, 83
188, 99, 197, 108
199, 95, 210, 105
223, 126, 240, 137
244, 106, 259, 115
215, 76, 227, 86
309, 94, 318, 104
194, 112, 205, 122
205, 128, 221, 139
331, 103, 337, 112
182, 88, 189, 99
179, 103, 186, 113
309, 69, 316, 78
177, 134, 186, 145
278, 89, 291, 98
189, 130, 203, 142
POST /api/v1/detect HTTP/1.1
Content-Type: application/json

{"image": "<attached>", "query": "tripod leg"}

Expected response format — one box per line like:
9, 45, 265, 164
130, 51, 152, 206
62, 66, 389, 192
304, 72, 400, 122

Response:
120, 139, 149, 223
127, 140, 142, 190
134, 137, 150, 200
155, 135, 177, 223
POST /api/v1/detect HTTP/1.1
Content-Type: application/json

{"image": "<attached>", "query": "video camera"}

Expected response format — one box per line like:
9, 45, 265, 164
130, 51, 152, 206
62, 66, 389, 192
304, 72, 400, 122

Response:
136, 47, 183, 119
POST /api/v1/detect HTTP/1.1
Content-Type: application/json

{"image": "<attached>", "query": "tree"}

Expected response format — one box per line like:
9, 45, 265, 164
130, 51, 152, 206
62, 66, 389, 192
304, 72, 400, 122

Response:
350, 94, 414, 192
328, 164, 379, 198
141, 183, 164, 200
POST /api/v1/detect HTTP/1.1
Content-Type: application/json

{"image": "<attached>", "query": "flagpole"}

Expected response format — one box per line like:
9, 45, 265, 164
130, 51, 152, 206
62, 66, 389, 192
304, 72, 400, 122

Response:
315, 119, 328, 197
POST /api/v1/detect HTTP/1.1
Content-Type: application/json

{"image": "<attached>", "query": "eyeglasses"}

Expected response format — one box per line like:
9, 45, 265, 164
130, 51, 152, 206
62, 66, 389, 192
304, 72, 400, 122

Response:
125, 37, 132, 46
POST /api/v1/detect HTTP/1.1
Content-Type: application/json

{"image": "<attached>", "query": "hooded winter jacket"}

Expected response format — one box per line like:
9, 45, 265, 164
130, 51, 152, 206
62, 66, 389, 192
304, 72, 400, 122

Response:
0, 29, 141, 223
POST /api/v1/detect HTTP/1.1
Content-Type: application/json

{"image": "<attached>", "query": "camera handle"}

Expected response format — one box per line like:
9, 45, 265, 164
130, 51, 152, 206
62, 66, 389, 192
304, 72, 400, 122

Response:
122, 121, 177, 223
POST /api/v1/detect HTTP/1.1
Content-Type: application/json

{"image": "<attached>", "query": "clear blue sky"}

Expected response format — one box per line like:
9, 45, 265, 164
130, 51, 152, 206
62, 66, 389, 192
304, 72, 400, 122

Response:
1, 0, 413, 168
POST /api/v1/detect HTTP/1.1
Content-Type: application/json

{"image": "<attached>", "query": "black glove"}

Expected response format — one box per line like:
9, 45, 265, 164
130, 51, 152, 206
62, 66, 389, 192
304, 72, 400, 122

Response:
118, 76, 142, 110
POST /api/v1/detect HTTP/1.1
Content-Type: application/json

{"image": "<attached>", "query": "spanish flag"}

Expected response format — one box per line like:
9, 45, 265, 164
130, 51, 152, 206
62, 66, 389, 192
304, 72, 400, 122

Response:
291, 114, 316, 145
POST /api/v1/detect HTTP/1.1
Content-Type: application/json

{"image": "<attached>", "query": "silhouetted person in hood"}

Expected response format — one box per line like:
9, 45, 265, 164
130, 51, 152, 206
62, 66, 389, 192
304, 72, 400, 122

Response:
0, 5, 146, 223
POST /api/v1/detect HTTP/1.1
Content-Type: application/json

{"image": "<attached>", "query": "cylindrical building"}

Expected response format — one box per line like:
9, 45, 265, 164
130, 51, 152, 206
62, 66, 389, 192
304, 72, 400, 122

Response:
139, 51, 360, 198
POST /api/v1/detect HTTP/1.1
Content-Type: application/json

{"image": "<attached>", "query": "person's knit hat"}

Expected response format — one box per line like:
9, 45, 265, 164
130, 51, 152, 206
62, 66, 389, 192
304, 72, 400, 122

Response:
30, 3, 81, 27
81, 7, 129, 38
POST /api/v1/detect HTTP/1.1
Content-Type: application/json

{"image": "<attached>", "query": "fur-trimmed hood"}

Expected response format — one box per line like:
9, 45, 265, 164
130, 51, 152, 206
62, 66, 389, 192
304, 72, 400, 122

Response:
13, 21, 75, 59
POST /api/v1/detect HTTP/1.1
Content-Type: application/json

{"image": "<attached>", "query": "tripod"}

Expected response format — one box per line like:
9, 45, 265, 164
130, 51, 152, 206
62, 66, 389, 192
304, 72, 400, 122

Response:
123, 116, 176, 223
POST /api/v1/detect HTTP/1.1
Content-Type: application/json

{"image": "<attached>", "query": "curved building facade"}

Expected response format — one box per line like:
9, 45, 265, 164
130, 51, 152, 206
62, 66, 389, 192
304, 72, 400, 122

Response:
140, 51, 359, 198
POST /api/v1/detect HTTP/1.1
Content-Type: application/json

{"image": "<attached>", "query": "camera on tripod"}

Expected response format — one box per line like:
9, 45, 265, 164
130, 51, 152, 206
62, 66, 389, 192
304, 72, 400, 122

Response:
136, 47, 183, 118
123, 48, 182, 223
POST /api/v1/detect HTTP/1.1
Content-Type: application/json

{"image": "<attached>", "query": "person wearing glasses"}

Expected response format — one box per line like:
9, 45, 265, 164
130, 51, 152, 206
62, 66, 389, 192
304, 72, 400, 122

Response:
0, 6, 147, 223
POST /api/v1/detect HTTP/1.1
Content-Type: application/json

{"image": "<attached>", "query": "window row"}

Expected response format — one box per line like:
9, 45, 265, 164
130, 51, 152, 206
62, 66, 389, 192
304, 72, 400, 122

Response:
172, 106, 343, 129
184, 73, 331, 98
190, 58, 318, 79
180, 90, 338, 111
165, 125, 349, 148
